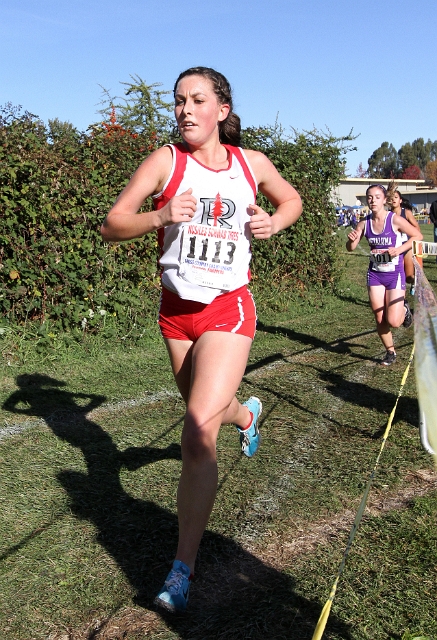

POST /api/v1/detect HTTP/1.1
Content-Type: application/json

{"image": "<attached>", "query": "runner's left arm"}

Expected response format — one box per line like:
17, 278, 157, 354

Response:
244, 150, 302, 239
388, 215, 423, 257
406, 209, 420, 232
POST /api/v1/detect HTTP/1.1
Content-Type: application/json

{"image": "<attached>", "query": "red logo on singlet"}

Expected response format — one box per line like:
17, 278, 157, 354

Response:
200, 193, 236, 228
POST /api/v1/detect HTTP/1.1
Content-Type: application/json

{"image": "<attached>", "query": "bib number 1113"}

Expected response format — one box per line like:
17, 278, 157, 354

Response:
186, 236, 236, 265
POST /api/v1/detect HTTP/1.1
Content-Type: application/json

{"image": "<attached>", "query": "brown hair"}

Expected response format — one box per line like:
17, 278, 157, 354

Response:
173, 67, 241, 146
385, 180, 398, 209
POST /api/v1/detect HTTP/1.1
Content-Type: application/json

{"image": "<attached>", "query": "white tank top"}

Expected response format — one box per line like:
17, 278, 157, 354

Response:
153, 143, 258, 303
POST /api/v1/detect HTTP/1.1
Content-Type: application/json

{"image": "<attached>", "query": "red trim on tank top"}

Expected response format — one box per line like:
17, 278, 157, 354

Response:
173, 142, 232, 173
154, 145, 187, 255
154, 144, 188, 210
230, 146, 257, 199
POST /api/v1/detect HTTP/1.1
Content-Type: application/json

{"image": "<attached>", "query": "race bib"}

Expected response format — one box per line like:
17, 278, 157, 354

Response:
179, 223, 246, 290
370, 250, 395, 272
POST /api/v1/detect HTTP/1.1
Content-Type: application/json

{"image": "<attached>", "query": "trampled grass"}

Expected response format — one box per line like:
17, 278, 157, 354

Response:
0, 225, 436, 639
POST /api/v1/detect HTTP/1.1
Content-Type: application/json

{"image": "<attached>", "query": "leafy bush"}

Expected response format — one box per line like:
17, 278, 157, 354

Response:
242, 125, 353, 290
0, 104, 161, 333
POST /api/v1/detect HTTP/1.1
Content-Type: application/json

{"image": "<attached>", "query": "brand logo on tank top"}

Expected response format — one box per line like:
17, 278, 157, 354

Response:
200, 193, 235, 229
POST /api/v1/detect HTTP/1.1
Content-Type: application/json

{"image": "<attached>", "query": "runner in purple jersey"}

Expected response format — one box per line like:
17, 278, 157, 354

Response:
346, 184, 422, 366
391, 190, 422, 295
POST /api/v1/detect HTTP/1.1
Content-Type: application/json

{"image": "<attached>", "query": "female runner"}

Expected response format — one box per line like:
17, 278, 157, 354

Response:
346, 184, 422, 366
101, 67, 302, 612
390, 190, 422, 295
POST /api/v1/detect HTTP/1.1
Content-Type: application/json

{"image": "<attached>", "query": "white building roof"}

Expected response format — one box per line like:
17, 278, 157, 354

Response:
332, 178, 437, 209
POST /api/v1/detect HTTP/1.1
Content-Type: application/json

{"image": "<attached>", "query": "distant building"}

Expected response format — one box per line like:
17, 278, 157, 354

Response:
332, 178, 437, 213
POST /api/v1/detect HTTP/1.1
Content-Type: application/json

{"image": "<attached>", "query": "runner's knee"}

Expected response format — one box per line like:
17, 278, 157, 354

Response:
181, 414, 219, 460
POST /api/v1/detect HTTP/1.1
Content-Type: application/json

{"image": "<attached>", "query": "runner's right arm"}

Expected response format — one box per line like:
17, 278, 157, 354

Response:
346, 221, 365, 251
101, 147, 196, 242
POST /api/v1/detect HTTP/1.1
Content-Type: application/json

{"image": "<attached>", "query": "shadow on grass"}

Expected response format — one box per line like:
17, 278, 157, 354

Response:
332, 291, 369, 307
244, 326, 417, 441
3, 373, 352, 639
316, 368, 419, 438
243, 372, 415, 443
255, 322, 376, 364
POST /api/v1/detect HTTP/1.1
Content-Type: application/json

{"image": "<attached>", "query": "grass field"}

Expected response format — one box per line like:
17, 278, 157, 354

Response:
1, 226, 436, 640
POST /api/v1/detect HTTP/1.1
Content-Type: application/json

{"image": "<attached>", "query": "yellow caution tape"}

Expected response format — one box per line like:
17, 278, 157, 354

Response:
312, 346, 415, 640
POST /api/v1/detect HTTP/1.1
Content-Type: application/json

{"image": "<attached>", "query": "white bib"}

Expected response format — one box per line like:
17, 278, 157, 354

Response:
370, 250, 395, 272
179, 223, 246, 290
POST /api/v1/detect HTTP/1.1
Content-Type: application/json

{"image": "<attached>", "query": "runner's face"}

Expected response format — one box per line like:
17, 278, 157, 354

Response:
391, 192, 401, 209
174, 75, 230, 146
366, 187, 387, 214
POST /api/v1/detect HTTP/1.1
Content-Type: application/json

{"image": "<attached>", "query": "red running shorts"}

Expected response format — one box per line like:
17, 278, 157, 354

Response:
158, 285, 257, 341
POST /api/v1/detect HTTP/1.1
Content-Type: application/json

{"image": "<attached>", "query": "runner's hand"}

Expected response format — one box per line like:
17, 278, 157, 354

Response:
159, 189, 197, 226
248, 204, 274, 239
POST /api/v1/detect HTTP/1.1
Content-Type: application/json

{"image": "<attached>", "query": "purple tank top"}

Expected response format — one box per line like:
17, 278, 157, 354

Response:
364, 211, 403, 272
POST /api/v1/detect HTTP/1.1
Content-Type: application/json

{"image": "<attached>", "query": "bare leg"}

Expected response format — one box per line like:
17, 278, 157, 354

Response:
368, 286, 406, 352
164, 338, 251, 427
368, 286, 394, 352
222, 396, 251, 427
403, 249, 415, 285
165, 332, 252, 573
385, 288, 407, 328
163, 338, 193, 404
375, 318, 395, 352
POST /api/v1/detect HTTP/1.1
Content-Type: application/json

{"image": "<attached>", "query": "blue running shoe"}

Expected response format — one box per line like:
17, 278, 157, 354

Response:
236, 396, 262, 457
154, 560, 191, 613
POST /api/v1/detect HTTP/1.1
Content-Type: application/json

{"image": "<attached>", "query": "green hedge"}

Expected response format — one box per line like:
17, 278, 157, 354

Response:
242, 126, 349, 289
0, 105, 353, 332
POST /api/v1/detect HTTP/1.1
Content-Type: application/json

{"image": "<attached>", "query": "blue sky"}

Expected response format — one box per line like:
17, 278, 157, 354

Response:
2, 0, 436, 174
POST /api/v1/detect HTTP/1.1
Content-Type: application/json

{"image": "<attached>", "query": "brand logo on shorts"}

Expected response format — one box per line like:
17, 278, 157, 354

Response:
200, 193, 235, 229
